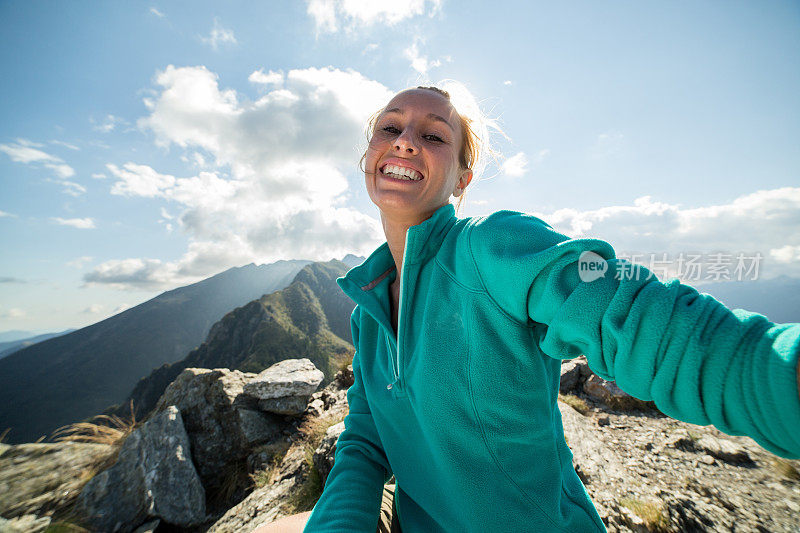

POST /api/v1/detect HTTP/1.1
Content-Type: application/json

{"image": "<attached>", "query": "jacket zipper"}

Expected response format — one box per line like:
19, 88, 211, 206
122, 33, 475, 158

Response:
388, 230, 411, 392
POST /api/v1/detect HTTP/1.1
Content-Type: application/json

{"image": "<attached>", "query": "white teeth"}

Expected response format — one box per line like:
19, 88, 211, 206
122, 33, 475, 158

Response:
382, 164, 422, 181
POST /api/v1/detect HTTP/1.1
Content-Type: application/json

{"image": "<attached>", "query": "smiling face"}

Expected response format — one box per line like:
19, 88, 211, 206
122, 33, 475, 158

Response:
364, 88, 473, 225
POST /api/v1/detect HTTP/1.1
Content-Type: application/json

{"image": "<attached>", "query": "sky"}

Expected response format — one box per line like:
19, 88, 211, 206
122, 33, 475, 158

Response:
1, 0, 799, 334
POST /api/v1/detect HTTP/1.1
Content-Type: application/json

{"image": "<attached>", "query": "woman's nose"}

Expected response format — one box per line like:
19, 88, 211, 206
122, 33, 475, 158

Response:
393, 129, 418, 154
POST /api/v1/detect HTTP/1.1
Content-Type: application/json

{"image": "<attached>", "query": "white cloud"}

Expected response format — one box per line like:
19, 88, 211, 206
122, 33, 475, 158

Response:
363, 43, 379, 54
50, 140, 80, 150
94, 65, 393, 290
201, 18, 237, 50
404, 39, 442, 75
15, 138, 44, 148
92, 173, 106, 179
0, 210, 16, 218
84, 258, 174, 290
534, 187, 800, 279
501, 151, 529, 177
108, 163, 176, 197
531, 149, 550, 165
0, 140, 75, 178
150, 7, 165, 18
770, 245, 800, 264
92, 114, 126, 133
83, 304, 104, 314
52, 217, 96, 229
59, 180, 87, 196
248, 69, 283, 86
591, 130, 625, 159
67, 256, 93, 268
503, 80, 512, 86
113, 303, 131, 314
0, 308, 26, 319
306, 0, 441, 33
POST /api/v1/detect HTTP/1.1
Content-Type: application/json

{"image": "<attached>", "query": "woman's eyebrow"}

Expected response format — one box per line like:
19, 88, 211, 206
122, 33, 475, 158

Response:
383, 107, 455, 132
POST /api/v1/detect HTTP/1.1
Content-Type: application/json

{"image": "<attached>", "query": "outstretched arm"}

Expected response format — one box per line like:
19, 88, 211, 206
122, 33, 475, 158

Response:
469, 211, 800, 458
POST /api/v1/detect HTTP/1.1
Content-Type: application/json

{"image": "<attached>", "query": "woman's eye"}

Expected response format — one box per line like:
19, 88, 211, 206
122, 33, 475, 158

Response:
381, 125, 401, 134
424, 134, 444, 143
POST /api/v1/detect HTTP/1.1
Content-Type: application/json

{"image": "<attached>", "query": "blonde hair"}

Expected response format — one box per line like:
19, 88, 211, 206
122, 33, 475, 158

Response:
359, 81, 501, 214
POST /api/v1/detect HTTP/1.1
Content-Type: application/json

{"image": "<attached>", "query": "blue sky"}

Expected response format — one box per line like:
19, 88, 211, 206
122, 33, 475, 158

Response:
1, 0, 799, 333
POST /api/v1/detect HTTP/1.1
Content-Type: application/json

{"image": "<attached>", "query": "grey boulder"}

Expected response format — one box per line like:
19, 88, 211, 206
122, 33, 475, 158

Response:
76, 406, 205, 532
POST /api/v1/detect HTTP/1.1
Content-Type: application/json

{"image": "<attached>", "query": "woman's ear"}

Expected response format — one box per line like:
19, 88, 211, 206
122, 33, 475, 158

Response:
453, 168, 473, 197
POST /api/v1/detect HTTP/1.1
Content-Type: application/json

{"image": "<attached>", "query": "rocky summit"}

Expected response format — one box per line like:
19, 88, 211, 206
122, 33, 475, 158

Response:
1, 356, 799, 532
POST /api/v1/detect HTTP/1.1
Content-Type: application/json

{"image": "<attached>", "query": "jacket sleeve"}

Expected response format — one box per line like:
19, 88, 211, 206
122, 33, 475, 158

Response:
304, 306, 393, 532
468, 210, 800, 459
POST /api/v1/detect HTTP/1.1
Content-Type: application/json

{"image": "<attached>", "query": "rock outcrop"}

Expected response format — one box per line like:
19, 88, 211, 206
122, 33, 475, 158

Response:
75, 406, 206, 532
558, 359, 800, 532
5, 355, 800, 533
245, 358, 325, 415
313, 421, 345, 484
0, 441, 115, 521
152, 367, 283, 503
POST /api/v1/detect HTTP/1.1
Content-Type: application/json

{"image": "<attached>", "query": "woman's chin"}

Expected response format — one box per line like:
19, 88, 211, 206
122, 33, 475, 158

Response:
372, 195, 427, 219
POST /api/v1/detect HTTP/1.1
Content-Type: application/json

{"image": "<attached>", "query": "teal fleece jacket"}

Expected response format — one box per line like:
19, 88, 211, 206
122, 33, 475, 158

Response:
304, 203, 800, 532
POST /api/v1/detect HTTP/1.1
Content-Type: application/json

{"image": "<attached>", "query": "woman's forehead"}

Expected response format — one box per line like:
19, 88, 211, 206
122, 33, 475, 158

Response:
383, 89, 458, 122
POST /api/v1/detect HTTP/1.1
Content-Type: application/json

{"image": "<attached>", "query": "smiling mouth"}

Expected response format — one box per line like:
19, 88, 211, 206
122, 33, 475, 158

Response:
380, 163, 424, 181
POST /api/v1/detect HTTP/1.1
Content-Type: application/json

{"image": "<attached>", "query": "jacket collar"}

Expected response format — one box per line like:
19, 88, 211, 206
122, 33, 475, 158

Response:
337, 203, 457, 306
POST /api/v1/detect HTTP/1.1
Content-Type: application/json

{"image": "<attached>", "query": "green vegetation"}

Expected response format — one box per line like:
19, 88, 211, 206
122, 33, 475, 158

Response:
284, 455, 324, 514
283, 414, 346, 514
116, 260, 355, 422
559, 393, 590, 415
249, 441, 292, 489
770, 457, 800, 481
620, 497, 669, 531
44, 522, 90, 532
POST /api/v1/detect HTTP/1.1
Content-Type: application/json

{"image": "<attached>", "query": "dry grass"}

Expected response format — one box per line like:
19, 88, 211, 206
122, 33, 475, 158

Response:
283, 450, 323, 514
214, 457, 252, 508
559, 393, 590, 415
0, 427, 9, 444
43, 521, 91, 532
249, 441, 292, 490
607, 395, 658, 412
51, 400, 137, 447
278, 414, 346, 514
299, 413, 345, 451
332, 351, 354, 377
46, 400, 139, 492
770, 457, 800, 481
620, 497, 669, 531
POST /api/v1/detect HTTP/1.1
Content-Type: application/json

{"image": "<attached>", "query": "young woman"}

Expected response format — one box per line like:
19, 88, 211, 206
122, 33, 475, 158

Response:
256, 86, 800, 533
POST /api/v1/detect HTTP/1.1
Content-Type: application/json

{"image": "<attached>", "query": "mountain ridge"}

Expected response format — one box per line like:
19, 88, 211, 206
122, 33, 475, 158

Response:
0, 259, 311, 444
111, 259, 356, 421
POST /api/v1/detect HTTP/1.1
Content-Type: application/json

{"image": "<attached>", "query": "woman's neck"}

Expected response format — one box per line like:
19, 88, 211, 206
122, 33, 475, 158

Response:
381, 211, 431, 278
379, 204, 447, 279
381, 213, 413, 279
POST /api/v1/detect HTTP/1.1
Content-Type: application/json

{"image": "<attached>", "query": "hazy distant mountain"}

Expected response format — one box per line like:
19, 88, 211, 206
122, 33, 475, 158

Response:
0, 260, 310, 444
0, 330, 42, 343
0, 330, 76, 360
113, 260, 356, 421
693, 276, 800, 324
341, 254, 365, 268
